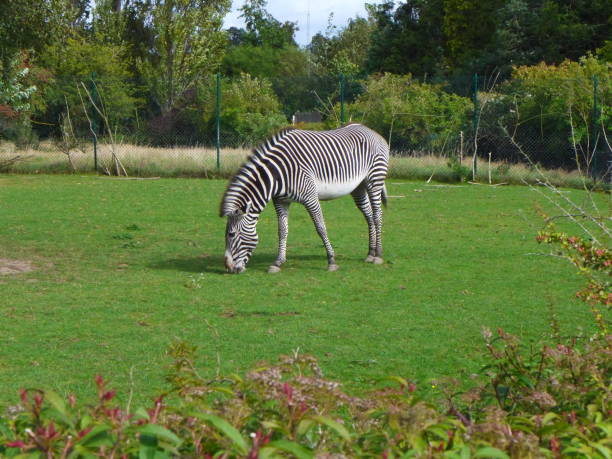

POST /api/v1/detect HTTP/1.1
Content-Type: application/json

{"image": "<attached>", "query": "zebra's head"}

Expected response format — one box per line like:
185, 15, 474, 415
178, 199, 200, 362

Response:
222, 203, 259, 274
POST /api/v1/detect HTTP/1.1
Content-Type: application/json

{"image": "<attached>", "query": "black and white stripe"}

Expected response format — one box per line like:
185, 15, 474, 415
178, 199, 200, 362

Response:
220, 123, 389, 273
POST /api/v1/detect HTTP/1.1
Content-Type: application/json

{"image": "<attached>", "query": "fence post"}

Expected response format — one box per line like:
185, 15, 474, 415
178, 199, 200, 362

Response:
215, 72, 221, 171
591, 75, 604, 180
90, 72, 98, 172
471, 73, 479, 179
339, 73, 345, 125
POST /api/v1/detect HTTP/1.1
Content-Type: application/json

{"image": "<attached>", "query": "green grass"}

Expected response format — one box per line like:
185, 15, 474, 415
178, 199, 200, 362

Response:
0, 175, 597, 409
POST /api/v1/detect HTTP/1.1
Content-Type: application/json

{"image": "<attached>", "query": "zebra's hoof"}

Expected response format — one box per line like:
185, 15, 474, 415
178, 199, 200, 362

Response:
328, 264, 339, 272
373, 257, 384, 265
268, 265, 281, 273
365, 255, 376, 263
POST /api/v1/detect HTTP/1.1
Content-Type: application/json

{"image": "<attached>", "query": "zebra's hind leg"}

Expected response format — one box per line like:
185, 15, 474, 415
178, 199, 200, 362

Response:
367, 184, 384, 265
303, 199, 338, 271
351, 185, 377, 263
268, 199, 291, 273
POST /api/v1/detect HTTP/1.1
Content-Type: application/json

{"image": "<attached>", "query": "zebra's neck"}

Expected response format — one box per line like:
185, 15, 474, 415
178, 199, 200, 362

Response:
221, 152, 276, 216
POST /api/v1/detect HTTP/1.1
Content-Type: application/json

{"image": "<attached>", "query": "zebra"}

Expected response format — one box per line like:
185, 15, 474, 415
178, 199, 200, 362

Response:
220, 123, 389, 274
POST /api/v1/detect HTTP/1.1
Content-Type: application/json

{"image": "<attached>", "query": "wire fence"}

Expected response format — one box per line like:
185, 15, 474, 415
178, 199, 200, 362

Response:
1, 72, 610, 181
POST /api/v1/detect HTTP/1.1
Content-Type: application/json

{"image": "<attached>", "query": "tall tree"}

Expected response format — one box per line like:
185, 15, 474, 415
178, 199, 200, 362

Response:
0, 0, 73, 82
239, 0, 297, 48
222, 0, 306, 80
310, 15, 374, 76
532, 0, 612, 64
442, 0, 501, 70
136, 0, 230, 114
366, 0, 445, 78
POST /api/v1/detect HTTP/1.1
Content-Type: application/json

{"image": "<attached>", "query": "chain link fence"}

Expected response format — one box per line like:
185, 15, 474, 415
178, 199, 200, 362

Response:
1, 72, 610, 183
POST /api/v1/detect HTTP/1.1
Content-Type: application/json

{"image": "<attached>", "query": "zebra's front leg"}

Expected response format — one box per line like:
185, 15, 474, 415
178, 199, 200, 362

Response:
268, 199, 290, 273
304, 199, 338, 271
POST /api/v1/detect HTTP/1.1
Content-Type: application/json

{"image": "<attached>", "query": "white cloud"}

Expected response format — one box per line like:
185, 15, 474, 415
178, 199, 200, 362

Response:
224, 0, 369, 46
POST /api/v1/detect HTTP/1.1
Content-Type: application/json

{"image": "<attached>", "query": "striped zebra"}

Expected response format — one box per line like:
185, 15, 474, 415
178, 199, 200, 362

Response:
220, 123, 389, 273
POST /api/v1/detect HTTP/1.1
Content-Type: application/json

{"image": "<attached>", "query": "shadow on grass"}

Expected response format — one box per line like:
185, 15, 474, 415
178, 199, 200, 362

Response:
151, 255, 225, 274
151, 253, 330, 274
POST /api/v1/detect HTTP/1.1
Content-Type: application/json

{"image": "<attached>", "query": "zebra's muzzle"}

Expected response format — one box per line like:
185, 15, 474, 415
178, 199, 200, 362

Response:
224, 255, 245, 274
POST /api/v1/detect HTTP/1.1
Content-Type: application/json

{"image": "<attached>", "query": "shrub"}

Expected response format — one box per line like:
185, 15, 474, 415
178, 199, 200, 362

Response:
35, 37, 140, 139
343, 73, 472, 154
481, 55, 611, 169
199, 73, 289, 147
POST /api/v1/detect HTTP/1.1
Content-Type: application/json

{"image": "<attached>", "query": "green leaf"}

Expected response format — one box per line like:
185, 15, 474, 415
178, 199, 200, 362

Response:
540, 412, 559, 425
77, 424, 115, 448
139, 441, 171, 459
474, 446, 509, 459
596, 422, 612, 438
43, 390, 73, 427
592, 443, 611, 459
139, 424, 181, 447
517, 375, 534, 389
263, 440, 314, 459
44, 390, 66, 415
139, 433, 158, 459
297, 418, 314, 437
308, 415, 351, 442
79, 415, 93, 430
427, 425, 451, 440
191, 412, 248, 454
134, 407, 150, 421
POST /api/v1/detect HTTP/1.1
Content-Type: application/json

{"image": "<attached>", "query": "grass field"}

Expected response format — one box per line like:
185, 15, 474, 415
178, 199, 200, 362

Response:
0, 174, 598, 409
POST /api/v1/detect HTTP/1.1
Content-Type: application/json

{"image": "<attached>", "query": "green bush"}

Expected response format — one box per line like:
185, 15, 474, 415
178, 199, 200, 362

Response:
35, 36, 140, 138
199, 73, 289, 146
344, 73, 472, 153
482, 55, 611, 168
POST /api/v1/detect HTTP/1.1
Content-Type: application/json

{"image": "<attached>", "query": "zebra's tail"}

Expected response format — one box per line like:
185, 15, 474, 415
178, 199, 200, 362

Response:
382, 183, 388, 207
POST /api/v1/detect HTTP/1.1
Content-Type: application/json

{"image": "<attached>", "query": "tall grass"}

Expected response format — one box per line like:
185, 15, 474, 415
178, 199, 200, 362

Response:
0, 140, 591, 188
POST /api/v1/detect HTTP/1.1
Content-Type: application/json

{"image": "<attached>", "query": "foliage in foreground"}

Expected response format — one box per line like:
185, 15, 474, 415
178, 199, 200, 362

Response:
0, 327, 609, 458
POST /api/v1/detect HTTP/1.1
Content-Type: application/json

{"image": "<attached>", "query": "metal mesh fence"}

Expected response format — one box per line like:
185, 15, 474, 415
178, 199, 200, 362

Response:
0, 72, 610, 182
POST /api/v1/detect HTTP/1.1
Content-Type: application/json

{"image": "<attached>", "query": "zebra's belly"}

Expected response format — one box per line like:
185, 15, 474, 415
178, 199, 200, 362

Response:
315, 176, 364, 200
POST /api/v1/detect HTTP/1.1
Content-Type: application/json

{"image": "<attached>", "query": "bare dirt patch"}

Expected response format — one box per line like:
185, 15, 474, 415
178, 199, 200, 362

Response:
0, 258, 35, 275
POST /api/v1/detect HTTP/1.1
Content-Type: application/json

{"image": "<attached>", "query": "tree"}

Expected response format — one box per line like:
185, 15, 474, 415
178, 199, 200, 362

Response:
442, 0, 502, 71
309, 15, 374, 76
531, 0, 611, 65
366, 0, 445, 78
0, 0, 78, 83
32, 32, 139, 139
239, 0, 297, 48
222, 0, 303, 78
136, 0, 230, 114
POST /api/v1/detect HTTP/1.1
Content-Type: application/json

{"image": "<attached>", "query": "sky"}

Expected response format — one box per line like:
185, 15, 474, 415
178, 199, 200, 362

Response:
223, 0, 370, 46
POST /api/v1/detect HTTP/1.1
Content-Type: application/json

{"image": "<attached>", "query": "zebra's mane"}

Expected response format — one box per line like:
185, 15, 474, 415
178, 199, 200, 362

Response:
219, 127, 295, 217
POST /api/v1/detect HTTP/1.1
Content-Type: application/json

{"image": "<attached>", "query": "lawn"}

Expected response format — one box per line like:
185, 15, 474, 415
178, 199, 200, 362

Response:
0, 174, 596, 409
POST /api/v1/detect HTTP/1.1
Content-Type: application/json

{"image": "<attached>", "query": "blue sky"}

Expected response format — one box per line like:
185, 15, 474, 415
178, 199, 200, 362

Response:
223, 0, 370, 46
